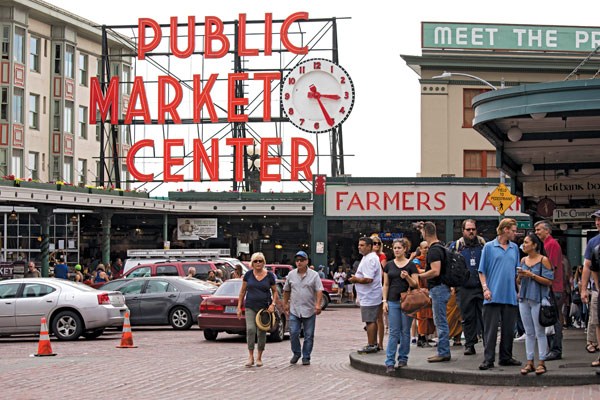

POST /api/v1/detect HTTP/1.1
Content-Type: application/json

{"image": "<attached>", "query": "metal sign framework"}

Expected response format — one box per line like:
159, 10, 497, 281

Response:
97, 16, 349, 193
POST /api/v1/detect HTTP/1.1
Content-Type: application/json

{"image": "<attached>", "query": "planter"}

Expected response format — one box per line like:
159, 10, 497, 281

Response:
89, 188, 120, 196
18, 181, 58, 190
122, 191, 149, 198
0, 179, 16, 187
58, 185, 88, 193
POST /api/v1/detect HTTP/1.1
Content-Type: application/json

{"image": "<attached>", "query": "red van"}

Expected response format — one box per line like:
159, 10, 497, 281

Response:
123, 260, 229, 280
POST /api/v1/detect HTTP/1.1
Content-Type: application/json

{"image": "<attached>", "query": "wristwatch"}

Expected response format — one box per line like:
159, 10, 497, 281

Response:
382, 300, 387, 302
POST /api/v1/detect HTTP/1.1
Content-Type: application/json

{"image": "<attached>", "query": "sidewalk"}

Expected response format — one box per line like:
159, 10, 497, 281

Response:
350, 328, 600, 386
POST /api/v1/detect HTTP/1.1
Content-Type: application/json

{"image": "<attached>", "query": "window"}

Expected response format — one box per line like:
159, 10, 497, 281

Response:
96, 58, 102, 80
54, 44, 61, 74
1, 26, 9, 60
14, 27, 24, 64
0, 283, 20, 299
28, 152, 38, 180
78, 106, 87, 138
464, 150, 499, 178
0, 149, 7, 176
22, 283, 55, 298
95, 160, 101, 185
119, 280, 145, 294
463, 88, 490, 128
51, 155, 60, 181
0, 87, 7, 120
13, 88, 24, 124
79, 53, 88, 86
64, 101, 73, 134
122, 65, 131, 94
77, 159, 86, 185
53, 100, 61, 131
63, 156, 73, 183
11, 149, 23, 178
95, 111, 101, 141
145, 280, 174, 294
156, 265, 178, 276
30, 36, 40, 72
65, 45, 74, 79
29, 94, 39, 129
127, 267, 151, 279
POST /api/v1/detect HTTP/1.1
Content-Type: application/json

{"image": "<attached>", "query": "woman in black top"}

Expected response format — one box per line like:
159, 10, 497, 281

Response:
237, 252, 277, 367
382, 238, 419, 372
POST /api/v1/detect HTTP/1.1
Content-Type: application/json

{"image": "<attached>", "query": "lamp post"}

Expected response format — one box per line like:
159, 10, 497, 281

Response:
246, 141, 261, 192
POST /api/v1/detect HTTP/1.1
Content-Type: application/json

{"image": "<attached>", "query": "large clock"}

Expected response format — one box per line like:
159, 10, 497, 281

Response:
281, 58, 355, 133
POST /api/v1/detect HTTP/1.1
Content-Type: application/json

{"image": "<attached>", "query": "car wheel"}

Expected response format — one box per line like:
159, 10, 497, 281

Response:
82, 328, 105, 340
52, 311, 83, 341
170, 307, 193, 330
269, 314, 285, 342
321, 292, 330, 311
203, 328, 218, 341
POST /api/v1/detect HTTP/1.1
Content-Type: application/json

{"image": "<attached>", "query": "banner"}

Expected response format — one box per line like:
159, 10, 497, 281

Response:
177, 218, 218, 240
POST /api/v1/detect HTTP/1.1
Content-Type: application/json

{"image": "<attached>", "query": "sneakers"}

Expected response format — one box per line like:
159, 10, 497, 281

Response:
427, 355, 451, 363
386, 365, 395, 373
302, 358, 310, 365
357, 345, 379, 354
290, 354, 301, 364
396, 361, 407, 368
411, 337, 417, 344
514, 333, 526, 342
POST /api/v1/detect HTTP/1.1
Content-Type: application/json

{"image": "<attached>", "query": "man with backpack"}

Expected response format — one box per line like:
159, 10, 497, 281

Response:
418, 221, 451, 362
478, 218, 522, 370
450, 219, 486, 356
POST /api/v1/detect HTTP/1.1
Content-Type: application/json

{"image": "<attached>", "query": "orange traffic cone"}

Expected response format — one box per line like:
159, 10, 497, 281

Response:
116, 312, 137, 348
35, 318, 56, 357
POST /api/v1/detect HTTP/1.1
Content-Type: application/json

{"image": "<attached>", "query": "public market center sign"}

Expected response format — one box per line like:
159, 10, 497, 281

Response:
422, 22, 600, 52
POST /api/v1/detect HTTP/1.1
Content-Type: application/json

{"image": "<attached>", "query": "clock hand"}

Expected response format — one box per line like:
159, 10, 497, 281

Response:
320, 94, 341, 100
315, 96, 334, 126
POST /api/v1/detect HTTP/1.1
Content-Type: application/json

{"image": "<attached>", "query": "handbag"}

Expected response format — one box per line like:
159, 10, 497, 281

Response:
537, 262, 557, 327
400, 287, 431, 314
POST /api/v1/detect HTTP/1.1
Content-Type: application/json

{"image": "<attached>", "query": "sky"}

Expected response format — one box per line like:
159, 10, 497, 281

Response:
48, 0, 600, 195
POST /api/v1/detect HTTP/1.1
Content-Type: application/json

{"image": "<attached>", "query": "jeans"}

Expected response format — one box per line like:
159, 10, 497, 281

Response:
290, 313, 316, 360
519, 299, 548, 361
245, 308, 267, 351
385, 301, 413, 366
482, 303, 518, 364
430, 284, 451, 357
547, 292, 563, 356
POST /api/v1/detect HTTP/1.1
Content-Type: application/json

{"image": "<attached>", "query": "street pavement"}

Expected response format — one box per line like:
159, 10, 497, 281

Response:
1, 307, 599, 399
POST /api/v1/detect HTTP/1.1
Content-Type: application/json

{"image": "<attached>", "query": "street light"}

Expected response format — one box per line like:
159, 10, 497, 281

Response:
432, 71, 498, 90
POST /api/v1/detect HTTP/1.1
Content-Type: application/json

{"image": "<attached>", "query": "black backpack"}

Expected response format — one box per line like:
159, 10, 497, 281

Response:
431, 242, 470, 287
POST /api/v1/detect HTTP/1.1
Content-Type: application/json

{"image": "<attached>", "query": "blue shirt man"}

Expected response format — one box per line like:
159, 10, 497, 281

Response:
53, 262, 69, 279
478, 239, 520, 306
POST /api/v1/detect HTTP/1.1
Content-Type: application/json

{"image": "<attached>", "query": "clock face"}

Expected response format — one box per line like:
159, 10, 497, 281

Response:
281, 58, 355, 133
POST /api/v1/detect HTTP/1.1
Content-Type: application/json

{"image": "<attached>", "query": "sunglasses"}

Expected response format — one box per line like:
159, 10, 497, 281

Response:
373, 242, 382, 245
465, 228, 476, 232
252, 259, 265, 263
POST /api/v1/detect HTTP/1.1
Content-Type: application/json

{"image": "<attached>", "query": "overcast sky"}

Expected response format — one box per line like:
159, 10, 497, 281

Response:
49, 0, 600, 194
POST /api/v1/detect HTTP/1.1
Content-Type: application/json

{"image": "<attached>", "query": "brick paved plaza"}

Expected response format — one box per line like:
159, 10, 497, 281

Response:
1, 307, 599, 399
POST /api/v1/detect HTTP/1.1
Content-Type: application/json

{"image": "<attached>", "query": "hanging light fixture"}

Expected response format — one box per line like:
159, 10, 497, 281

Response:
70, 214, 78, 223
507, 125, 523, 142
8, 207, 17, 222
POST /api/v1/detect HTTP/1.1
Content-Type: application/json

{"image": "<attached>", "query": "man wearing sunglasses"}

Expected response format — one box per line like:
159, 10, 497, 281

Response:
450, 219, 486, 356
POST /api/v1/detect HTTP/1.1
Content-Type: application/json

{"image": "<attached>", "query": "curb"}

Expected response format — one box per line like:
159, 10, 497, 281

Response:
349, 352, 600, 387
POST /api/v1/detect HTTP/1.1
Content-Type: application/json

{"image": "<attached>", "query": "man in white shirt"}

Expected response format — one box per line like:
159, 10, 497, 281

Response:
349, 237, 383, 354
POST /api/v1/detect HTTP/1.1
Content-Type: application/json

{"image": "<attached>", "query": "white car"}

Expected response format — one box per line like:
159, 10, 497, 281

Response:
0, 278, 127, 340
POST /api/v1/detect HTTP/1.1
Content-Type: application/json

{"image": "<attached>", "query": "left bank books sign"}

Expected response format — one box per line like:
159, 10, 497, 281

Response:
326, 184, 527, 217
177, 218, 218, 240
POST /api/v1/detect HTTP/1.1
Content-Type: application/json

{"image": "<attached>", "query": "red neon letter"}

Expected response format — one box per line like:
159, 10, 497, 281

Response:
238, 14, 259, 56
204, 16, 229, 59
417, 192, 431, 210
462, 192, 479, 210
264, 13, 272, 56
163, 139, 184, 182
226, 138, 253, 181
336, 191, 348, 210
402, 192, 415, 210
228, 73, 249, 122
158, 75, 183, 124
193, 138, 219, 181
127, 139, 154, 181
89, 77, 119, 124
434, 192, 446, 210
383, 192, 400, 210
348, 193, 365, 211
260, 137, 282, 181
138, 18, 161, 60
193, 74, 219, 123
290, 137, 315, 181
125, 77, 151, 124
281, 12, 309, 54
170, 16, 195, 59
254, 72, 280, 122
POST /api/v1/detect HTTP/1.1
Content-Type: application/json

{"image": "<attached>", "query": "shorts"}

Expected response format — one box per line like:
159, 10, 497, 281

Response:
590, 290, 599, 326
346, 283, 354, 293
360, 304, 381, 323
337, 282, 345, 290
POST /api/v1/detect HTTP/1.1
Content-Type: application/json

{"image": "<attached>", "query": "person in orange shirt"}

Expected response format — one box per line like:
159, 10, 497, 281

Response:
412, 241, 435, 347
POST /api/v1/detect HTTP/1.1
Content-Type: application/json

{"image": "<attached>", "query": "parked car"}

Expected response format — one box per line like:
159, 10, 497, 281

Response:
0, 278, 127, 340
198, 278, 288, 342
123, 260, 230, 281
99, 277, 217, 329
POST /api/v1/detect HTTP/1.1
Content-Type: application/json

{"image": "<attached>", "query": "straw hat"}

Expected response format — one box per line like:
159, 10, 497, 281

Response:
255, 309, 276, 332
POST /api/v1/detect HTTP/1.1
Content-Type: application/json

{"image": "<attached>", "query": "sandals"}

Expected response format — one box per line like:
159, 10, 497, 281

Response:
535, 364, 547, 375
592, 358, 600, 367
586, 343, 598, 353
520, 364, 535, 375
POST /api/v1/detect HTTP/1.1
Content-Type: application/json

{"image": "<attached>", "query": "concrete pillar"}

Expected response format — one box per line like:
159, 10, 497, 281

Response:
101, 210, 113, 266
163, 214, 168, 243
445, 217, 454, 244
38, 206, 53, 277
311, 175, 327, 271
566, 229, 582, 267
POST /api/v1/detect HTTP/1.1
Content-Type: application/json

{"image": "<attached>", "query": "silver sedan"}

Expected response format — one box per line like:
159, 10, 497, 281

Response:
0, 278, 127, 341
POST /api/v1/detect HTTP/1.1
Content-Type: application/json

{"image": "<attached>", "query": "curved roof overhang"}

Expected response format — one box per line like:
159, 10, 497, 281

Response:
472, 79, 600, 209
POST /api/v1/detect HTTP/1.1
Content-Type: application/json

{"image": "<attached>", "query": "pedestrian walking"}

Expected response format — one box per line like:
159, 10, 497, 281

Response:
333, 266, 346, 304
449, 219, 485, 356
478, 218, 522, 370
283, 251, 323, 365
237, 252, 278, 367
371, 235, 387, 348
580, 210, 600, 375
413, 241, 435, 347
535, 221, 564, 361
383, 238, 419, 372
517, 232, 554, 376
349, 237, 383, 354
418, 222, 451, 362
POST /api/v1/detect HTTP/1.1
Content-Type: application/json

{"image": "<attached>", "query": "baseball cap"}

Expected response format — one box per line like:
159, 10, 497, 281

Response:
75, 264, 82, 271
591, 210, 600, 219
318, 265, 324, 270
295, 250, 308, 259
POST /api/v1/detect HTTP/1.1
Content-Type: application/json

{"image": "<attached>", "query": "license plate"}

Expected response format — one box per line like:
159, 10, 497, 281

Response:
225, 306, 237, 313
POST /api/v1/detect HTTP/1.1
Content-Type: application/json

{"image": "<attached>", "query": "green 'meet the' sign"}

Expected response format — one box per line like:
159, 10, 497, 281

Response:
422, 22, 600, 52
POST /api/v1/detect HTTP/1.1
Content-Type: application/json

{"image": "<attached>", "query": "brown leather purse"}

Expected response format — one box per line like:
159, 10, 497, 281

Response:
400, 287, 431, 314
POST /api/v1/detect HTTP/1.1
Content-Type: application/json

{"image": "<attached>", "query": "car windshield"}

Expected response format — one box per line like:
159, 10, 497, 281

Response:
214, 280, 243, 296
179, 279, 218, 292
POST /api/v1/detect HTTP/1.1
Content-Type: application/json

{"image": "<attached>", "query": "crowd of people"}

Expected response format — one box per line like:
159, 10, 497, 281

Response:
349, 214, 600, 377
